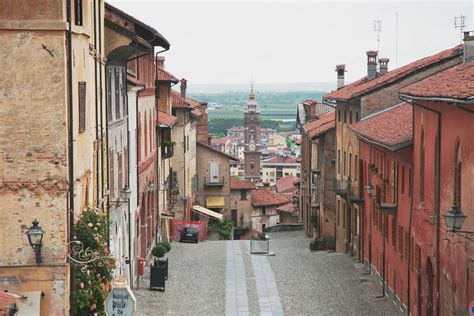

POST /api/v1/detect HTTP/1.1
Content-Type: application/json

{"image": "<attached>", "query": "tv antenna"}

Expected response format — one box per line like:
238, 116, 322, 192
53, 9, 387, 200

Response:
374, 20, 382, 52
454, 14, 466, 44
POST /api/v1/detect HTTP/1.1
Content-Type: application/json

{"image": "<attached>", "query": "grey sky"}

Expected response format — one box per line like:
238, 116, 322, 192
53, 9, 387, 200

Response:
108, 1, 472, 85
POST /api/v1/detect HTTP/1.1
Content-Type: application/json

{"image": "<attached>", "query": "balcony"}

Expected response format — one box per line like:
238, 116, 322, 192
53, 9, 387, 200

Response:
349, 188, 365, 203
333, 178, 349, 197
204, 176, 225, 186
378, 202, 397, 215
161, 142, 174, 159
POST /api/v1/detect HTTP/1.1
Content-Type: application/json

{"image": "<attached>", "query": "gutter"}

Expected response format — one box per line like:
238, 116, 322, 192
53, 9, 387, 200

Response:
399, 93, 474, 105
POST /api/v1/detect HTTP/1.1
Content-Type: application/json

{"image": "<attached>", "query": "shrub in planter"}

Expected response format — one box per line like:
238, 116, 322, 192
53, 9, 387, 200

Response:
152, 244, 167, 258
161, 241, 171, 253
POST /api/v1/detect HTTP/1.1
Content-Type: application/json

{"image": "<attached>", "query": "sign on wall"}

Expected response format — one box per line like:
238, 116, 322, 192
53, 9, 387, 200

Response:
105, 279, 136, 316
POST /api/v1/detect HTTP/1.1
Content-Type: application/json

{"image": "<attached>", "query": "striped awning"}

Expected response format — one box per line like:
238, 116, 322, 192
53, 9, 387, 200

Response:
192, 205, 223, 221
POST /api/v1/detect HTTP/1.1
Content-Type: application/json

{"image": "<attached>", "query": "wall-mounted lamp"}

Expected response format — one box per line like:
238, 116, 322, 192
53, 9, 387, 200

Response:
26, 219, 44, 264
444, 204, 473, 241
365, 183, 374, 197
147, 182, 155, 192
110, 186, 132, 206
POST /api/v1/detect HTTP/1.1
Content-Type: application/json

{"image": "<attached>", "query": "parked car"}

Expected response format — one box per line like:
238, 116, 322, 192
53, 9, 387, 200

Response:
180, 227, 199, 243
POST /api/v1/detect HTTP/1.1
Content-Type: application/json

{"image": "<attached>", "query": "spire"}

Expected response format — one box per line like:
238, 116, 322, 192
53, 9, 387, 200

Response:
248, 79, 255, 100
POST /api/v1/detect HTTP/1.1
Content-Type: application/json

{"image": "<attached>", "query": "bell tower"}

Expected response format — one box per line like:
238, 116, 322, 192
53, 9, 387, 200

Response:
243, 82, 261, 181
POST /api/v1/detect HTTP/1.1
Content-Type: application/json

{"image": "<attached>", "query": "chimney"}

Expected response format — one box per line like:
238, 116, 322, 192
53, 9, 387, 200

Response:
180, 78, 187, 98
156, 56, 165, 69
335, 64, 346, 89
378, 58, 389, 74
367, 51, 378, 80
464, 31, 474, 63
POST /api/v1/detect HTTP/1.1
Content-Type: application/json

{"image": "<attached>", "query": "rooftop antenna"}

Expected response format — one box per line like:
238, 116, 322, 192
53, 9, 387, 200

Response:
395, 13, 398, 68
374, 20, 382, 52
454, 14, 466, 44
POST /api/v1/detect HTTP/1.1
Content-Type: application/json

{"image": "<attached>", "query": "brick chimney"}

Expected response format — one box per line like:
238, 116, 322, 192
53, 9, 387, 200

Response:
335, 64, 346, 89
156, 56, 165, 69
180, 78, 187, 98
367, 51, 378, 80
464, 31, 474, 63
378, 58, 389, 74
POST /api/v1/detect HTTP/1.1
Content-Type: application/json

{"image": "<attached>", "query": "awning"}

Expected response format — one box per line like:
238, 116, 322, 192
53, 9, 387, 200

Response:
205, 196, 225, 208
192, 205, 223, 221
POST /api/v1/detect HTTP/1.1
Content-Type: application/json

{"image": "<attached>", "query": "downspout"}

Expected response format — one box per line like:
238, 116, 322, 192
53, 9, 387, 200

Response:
93, 0, 99, 206
407, 107, 414, 314
66, 0, 75, 314
402, 96, 442, 316
99, 0, 105, 207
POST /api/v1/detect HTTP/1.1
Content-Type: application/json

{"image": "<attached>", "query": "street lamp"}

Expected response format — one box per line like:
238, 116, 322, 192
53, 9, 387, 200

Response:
443, 205, 473, 241
365, 183, 374, 197
147, 182, 155, 192
121, 185, 132, 200
26, 219, 44, 264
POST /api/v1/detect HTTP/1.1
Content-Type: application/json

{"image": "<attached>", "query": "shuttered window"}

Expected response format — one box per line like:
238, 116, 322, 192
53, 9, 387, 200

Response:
398, 226, 403, 256
78, 82, 86, 133
392, 216, 397, 248
209, 162, 219, 183
109, 150, 114, 199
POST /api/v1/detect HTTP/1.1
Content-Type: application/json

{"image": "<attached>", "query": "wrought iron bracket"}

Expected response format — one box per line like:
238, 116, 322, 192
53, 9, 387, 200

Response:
66, 240, 114, 273
445, 230, 474, 243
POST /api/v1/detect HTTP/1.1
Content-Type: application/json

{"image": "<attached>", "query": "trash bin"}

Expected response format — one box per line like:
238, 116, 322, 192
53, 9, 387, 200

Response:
150, 263, 166, 291
157, 258, 168, 280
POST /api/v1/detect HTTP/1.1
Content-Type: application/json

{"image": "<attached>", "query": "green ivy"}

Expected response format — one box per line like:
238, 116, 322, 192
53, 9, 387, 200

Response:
72, 207, 115, 316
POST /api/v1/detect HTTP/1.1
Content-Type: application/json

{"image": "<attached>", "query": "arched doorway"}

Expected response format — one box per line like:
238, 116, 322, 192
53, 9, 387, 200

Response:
426, 257, 434, 315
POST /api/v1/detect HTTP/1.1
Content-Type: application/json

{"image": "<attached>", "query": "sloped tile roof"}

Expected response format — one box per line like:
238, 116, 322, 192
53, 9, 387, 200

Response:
157, 68, 179, 83
156, 111, 177, 128
348, 103, 413, 150
230, 177, 256, 190
210, 136, 229, 145
275, 175, 299, 194
171, 90, 202, 109
303, 111, 336, 139
190, 109, 202, 117
251, 188, 290, 207
276, 202, 295, 213
127, 76, 145, 86
400, 60, 474, 101
324, 45, 463, 102
262, 156, 298, 164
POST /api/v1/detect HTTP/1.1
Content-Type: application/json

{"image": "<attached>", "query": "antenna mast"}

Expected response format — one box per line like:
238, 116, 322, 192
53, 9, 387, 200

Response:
395, 13, 399, 68
454, 14, 466, 44
374, 20, 382, 53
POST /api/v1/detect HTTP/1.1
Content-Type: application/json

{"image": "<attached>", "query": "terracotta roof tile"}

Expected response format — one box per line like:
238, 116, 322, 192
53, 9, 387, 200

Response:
197, 141, 239, 161
190, 109, 202, 117
400, 60, 474, 101
251, 188, 290, 207
127, 76, 145, 86
230, 177, 256, 190
348, 103, 413, 150
157, 68, 179, 83
303, 112, 336, 139
324, 45, 463, 102
210, 136, 229, 145
156, 111, 177, 128
262, 156, 298, 164
276, 202, 295, 213
276, 175, 299, 194
171, 90, 202, 109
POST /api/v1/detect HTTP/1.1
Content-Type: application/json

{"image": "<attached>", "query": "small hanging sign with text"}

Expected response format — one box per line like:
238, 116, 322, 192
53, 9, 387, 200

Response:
105, 278, 136, 316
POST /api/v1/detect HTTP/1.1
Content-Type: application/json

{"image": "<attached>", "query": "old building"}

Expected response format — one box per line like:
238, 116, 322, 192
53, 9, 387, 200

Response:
195, 142, 239, 220
155, 57, 179, 242
300, 112, 336, 250
399, 33, 474, 315
250, 188, 291, 234
243, 85, 262, 181
324, 45, 463, 256
261, 156, 300, 186
0, 0, 107, 313
230, 177, 256, 238
170, 82, 204, 221
349, 103, 413, 313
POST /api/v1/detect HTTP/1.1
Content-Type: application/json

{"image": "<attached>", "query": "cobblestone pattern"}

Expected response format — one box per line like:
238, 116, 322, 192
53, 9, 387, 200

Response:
135, 240, 226, 315
267, 231, 399, 315
226, 241, 250, 315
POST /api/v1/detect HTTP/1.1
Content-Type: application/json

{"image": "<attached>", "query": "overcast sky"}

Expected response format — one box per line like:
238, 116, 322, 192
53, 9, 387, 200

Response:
108, 0, 472, 85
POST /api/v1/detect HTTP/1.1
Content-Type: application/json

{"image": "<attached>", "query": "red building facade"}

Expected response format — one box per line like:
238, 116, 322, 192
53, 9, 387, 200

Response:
350, 103, 413, 313
400, 33, 474, 315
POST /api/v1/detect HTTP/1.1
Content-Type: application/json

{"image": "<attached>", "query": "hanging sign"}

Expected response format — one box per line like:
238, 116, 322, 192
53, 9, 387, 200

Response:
105, 278, 136, 316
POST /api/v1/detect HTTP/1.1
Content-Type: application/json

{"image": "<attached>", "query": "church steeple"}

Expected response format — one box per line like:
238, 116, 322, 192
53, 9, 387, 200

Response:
248, 81, 255, 100
243, 80, 261, 181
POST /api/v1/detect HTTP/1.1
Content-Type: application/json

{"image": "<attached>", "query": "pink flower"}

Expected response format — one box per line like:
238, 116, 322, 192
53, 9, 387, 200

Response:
80, 282, 84, 289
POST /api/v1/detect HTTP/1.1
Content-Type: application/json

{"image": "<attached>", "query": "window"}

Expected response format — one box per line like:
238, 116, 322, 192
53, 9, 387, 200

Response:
106, 69, 112, 122
343, 151, 347, 176
392, 216, 397, 248
78, 81, 86, 133
344, 110, 347, 123
75, 0, 83, 26
409, 168, 412, 197
401, 166, 405, 194
391, 162, 399, 203
115, 68, 121, 120
336, 200, 340, 225
349, 153, 352, 179
454, 141, 462, 208
209, 161, 220, 183
398, 226, 403, 256
355, 155, 358, 180
109, 150, 115, 199
349, 111, 353, 124
356, 112, 359, 122
420, 130, 425, 203
404, 232, 410, 261
338, 109, 341, 122
342, 202, 346, 229
384, 214, 389, 239
337, 150, 341, 175
262, 207, 266, 215
240, 190, 247, 200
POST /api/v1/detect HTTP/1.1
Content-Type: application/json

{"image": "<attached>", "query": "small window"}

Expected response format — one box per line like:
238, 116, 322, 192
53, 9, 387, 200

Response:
75, 0, 83, 26
337, 109, 341, 122
262, 207, 266, 215
343, 110, 347, 123
349, 111, 353, 124
356, 112, 359, 122
240, 190, 247, 200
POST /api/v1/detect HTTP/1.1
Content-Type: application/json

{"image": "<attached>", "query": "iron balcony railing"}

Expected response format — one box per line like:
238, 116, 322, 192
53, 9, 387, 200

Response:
204, 176, 225, 186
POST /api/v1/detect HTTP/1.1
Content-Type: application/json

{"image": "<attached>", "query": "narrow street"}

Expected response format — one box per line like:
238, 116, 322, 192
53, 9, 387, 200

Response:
135, 231, 398, 315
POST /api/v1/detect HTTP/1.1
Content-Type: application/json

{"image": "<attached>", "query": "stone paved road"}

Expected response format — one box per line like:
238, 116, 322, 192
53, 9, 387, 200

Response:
135, 231, 398, 315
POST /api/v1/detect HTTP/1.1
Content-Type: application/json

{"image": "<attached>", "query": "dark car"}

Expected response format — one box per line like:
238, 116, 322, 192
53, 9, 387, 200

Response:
180, 227, 199, 243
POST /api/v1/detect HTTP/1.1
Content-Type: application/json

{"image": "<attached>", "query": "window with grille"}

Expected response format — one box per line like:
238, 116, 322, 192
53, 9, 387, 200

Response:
75, 0, 83, 26
78, 81, 86, 133
404, 231, 410, 261
398, 226, 403, 256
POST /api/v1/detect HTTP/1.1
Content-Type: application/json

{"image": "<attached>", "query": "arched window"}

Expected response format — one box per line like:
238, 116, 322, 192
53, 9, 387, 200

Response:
420, 130, 425, 203
454, 141, 462, 208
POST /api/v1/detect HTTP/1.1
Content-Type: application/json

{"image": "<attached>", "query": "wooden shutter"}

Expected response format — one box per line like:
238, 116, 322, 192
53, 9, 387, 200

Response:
78, 81, 86, 133
209, 162, 219, 183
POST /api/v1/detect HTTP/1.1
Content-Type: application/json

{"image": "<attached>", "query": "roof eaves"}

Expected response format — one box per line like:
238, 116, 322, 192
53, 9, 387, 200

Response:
399, 93, 474, 104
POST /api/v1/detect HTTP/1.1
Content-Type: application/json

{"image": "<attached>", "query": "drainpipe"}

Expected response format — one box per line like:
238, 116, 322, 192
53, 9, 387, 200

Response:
401, 96, 441, 316
99, 0, 105, 207
66, 0, 75, 314
93, 0, 100, 206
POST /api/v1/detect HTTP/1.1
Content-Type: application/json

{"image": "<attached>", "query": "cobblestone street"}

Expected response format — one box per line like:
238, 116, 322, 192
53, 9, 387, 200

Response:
135, 231, 398, 315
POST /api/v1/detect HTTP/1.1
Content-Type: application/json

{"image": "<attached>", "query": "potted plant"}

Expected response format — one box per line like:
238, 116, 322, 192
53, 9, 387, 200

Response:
150, 244, 167, 291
